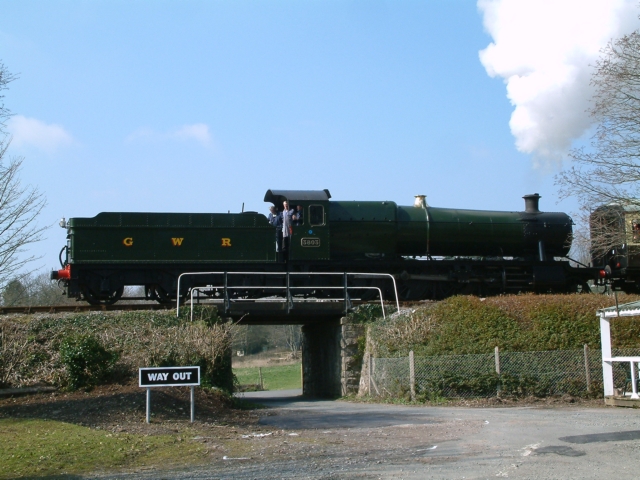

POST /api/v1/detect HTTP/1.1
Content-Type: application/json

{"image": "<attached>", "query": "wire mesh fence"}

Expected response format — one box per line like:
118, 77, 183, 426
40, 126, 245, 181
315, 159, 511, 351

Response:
368, 347, 640, 400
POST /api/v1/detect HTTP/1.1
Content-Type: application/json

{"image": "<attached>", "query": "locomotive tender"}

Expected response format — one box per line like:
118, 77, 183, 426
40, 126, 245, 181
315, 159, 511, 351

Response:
51, 189, 602, 305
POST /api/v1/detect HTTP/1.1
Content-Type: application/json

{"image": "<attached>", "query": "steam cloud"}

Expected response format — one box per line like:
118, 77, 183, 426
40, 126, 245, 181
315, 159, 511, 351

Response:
478, 0, 639, 165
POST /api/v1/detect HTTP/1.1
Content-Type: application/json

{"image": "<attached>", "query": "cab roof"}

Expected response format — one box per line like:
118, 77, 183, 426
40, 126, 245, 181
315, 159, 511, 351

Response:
264, 189, 331, 205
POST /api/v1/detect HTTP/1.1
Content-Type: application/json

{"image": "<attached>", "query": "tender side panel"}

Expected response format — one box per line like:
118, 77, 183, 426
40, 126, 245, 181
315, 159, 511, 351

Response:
69, 212, 276, 264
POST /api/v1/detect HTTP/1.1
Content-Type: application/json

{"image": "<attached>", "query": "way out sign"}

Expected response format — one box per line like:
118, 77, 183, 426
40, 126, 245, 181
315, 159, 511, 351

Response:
139, 366, 200, 423
139, 366, 200, 387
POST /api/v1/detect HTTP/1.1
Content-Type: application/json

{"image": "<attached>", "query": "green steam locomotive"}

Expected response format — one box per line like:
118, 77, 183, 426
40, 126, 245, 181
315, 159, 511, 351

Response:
51, 189, 602, 305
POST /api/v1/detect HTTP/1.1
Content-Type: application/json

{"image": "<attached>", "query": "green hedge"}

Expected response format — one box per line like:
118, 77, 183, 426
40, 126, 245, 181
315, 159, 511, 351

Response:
368, 294, 640, 357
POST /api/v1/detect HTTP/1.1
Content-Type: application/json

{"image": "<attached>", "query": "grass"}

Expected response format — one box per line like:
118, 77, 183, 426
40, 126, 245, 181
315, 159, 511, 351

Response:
233, 362, 302, 391
0, 418, 210, 478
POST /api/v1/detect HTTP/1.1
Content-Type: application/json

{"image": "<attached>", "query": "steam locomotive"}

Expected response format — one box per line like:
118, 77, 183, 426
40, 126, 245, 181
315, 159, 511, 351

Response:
51, 189, 608, 305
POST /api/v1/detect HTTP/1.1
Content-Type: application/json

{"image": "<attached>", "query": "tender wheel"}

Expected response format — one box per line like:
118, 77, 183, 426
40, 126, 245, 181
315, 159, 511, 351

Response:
83, 285, 124, 305
149, 285, 172, 304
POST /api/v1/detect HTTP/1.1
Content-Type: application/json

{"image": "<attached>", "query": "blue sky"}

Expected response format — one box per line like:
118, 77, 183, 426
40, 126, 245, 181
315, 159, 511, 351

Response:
0, 1, 638, 272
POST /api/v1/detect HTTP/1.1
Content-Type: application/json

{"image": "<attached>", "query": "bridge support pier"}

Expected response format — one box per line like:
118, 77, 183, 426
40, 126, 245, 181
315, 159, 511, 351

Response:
302, 319, 341, 398
301, 317, 366, 398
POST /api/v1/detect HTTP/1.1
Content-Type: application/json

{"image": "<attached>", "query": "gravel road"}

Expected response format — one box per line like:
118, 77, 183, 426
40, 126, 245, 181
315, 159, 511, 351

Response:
93, 389, 640, 479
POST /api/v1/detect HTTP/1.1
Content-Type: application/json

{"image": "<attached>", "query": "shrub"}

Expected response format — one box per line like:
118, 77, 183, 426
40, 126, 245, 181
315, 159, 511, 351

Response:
59, 335, 119, 390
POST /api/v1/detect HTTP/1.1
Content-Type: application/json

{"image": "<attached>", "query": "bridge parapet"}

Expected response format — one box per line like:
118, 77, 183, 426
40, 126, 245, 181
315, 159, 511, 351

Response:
176, 271, 399, 320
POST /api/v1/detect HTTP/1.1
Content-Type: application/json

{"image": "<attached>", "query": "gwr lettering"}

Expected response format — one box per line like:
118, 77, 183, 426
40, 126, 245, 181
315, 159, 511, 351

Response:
147, 372, 169, 381
221, 238, 232, 247
171, 237, 184, 246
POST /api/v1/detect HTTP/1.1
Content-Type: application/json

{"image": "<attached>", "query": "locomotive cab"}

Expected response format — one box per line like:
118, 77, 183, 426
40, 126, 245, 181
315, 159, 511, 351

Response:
263, 189, 331, 262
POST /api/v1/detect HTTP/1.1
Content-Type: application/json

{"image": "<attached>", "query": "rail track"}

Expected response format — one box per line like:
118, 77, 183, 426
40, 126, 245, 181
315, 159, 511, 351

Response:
0, 302, 175, 315
0, 299, 422, 316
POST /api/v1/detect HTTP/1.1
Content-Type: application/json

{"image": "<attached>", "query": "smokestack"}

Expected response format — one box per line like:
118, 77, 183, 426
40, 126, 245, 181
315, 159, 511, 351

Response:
523, 193, 541, 214
414, 195, 427, 208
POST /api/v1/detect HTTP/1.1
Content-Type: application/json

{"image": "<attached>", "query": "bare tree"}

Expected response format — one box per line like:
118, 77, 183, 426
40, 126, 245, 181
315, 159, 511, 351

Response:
0, 62, 47, 291
0, 148, 47, 289
273, 325, 301, 355
0, 62, 16, 133
556, 29, 640, 259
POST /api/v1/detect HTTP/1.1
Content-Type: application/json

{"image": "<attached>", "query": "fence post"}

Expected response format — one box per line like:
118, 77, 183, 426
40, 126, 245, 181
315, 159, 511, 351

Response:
258, 367, 264, 390
584, 344, 591, 393
495, 346, 501, 397
409, 350, 416, 402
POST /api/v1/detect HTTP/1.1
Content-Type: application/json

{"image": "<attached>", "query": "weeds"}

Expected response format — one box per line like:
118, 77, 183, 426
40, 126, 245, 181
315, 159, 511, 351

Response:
0, 309, 235, 391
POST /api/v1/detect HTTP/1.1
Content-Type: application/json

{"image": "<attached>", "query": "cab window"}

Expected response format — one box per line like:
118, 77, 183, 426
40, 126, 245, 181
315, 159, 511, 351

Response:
309, 205, 325, 226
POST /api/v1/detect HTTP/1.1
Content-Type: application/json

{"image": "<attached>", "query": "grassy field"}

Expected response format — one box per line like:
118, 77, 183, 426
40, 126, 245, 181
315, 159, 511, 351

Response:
234, 362, 302, 391
0, 418, 209, 478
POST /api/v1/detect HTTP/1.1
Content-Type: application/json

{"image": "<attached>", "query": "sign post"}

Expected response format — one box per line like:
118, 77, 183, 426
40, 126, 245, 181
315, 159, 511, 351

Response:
139, 366, 200, 423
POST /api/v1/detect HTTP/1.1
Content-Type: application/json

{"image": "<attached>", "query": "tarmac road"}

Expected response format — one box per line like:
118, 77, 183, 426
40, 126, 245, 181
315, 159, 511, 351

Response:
95, 390, 640, 479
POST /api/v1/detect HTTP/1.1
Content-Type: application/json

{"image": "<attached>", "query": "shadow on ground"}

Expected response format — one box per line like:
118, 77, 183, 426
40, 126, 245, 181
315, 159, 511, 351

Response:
0, 383, 243, 431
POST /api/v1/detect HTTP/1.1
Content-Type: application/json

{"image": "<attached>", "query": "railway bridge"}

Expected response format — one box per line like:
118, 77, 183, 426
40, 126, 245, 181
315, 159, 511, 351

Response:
176, 271, 399, 398
180, 299, 396, 399
234, 311, 367, 398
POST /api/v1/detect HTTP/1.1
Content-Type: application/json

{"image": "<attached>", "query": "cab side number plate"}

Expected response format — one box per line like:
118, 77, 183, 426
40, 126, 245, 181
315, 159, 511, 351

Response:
301, 237, 321, 247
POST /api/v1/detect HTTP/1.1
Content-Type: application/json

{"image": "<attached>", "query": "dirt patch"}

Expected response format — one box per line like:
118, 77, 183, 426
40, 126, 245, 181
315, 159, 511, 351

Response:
347, 394, 607, 409
0, 384, 605, 437
0, 381, 261, 436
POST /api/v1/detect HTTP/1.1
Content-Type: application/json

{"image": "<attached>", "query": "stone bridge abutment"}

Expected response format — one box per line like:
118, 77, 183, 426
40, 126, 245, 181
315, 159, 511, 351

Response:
301, 317, 365, 398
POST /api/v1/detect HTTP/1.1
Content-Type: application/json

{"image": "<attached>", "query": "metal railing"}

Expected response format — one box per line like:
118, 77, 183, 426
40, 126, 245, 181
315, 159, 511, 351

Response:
176, 271, 399, 318
603, 356, 640, 399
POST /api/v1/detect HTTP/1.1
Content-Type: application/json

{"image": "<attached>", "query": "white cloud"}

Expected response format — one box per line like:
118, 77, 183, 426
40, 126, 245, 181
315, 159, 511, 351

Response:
7, 115, 73, 153
172, 124, 212, 147
478, 0, 639, 165
126, 123, 213, 148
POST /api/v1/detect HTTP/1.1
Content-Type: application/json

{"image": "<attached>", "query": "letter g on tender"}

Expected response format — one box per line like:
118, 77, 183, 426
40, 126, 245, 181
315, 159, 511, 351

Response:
123, 237, 133, 247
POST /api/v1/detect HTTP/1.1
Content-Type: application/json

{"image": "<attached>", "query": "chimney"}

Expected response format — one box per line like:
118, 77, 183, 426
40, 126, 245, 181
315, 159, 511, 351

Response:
523, 193, 541, 213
